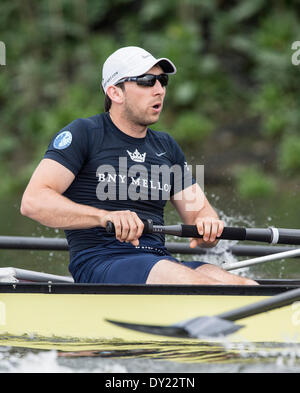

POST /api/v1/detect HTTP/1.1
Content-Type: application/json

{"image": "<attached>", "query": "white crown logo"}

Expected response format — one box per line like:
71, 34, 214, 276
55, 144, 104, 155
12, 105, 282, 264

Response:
127, 148, 146, 163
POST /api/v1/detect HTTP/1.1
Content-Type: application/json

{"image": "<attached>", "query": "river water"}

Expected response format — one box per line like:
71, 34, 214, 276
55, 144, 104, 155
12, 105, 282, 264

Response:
1, 187, 300, 373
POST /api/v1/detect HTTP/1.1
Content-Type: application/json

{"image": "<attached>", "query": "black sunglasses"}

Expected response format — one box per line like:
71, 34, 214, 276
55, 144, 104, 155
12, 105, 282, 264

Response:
117, 73, 169, 87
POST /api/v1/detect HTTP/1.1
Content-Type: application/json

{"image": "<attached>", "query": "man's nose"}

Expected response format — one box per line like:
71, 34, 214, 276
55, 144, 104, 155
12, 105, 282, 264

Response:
153, 79, 165, 94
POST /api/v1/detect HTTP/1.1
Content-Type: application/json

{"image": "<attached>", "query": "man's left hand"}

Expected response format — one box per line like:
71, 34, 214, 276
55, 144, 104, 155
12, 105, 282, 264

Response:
190, 217, 224, 248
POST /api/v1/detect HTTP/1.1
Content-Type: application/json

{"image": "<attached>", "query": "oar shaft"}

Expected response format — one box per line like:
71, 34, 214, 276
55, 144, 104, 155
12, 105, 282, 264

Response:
218, 287, 300, 322
0, 236, 68, 250
246, 228, 300, 245
0, 236, 298, 258
179, 226, 300, 244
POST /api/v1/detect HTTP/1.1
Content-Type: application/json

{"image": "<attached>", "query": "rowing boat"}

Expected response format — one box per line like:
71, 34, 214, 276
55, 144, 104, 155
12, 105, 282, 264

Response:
1, 279, 300, 353
0, 229, 300, 358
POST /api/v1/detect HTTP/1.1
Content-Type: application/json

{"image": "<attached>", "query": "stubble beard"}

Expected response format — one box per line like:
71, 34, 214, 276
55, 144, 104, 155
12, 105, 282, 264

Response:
123, 99, 160, 128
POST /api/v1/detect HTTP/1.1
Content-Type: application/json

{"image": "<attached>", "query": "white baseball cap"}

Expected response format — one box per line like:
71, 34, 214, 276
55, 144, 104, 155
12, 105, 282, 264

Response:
101, 46, 176, 94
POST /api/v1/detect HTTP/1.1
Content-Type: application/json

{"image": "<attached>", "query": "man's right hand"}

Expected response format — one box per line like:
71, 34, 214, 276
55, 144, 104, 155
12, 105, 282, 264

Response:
99, 210, 144, 246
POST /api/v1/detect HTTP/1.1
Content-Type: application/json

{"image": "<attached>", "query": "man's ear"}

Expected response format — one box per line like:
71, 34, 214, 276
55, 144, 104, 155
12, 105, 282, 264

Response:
106, 85, 124, 105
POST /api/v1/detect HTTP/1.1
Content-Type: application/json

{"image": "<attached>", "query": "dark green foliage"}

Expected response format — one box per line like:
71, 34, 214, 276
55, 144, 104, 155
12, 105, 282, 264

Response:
0, 0, 300, 198
233, 166, 276, 199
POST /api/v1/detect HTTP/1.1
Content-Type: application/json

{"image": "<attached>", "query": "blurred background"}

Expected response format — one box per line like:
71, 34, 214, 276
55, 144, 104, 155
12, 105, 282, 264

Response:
0, 0, 300, 278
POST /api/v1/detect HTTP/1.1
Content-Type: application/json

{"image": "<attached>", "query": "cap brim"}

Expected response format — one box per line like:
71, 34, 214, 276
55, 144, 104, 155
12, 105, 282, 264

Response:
155, 58, 177, 74
116, 57, 176, 82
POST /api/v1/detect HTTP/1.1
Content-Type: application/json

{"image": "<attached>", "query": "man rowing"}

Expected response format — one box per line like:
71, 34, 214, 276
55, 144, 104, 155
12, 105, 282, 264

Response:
21, 46, 257, 286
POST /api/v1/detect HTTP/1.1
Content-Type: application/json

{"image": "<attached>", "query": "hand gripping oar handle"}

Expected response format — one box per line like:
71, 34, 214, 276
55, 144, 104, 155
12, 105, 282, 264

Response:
154, 224, 247, 240
106, 220, 300, 245
105, 220, 245, 241
105, 219, 153, 235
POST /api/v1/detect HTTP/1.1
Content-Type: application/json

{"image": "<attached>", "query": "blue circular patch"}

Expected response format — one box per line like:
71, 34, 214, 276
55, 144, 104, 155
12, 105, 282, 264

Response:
53, 131, 72, 150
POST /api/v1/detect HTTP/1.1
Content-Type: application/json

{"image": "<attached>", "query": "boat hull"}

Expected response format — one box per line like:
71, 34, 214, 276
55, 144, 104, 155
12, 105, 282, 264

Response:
1, 281, 300, 352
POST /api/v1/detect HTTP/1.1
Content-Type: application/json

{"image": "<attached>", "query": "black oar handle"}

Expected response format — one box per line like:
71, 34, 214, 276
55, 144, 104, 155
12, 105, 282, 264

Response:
181, 225, 246, 240
105, 220, 246, 241
106, 220, 300, 245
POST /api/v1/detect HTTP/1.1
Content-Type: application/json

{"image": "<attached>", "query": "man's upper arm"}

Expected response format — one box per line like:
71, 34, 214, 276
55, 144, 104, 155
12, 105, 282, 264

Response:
171, 183, 208, 223
24, 158, 75, 195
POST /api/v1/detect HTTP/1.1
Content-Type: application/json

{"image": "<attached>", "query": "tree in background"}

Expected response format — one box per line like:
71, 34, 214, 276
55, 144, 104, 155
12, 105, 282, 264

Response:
0, 0, 299, 198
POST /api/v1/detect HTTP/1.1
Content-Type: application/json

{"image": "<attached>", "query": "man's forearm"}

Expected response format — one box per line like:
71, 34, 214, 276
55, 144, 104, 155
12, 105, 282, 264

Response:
20, 187, 106, 229
182, 202, 219, 225
193, 204, 219, 223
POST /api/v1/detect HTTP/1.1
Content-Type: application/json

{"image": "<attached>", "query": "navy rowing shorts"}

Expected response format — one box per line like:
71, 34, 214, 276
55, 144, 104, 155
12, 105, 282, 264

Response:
69, 239, 207, 284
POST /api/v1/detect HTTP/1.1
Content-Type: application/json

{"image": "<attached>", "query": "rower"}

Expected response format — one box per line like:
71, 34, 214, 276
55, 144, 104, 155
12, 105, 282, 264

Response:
20, 46, 257, 286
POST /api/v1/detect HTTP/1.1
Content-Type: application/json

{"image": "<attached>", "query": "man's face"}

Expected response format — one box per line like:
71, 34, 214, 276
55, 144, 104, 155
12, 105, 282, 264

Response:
121, 65, 166, 127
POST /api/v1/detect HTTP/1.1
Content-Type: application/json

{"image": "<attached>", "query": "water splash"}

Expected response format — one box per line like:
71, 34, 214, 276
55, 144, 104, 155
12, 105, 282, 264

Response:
0, 348, 128, 373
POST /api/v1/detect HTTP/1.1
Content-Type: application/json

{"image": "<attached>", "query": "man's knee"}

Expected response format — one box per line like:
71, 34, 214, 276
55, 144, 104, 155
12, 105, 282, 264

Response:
238, 277, 259, 285
195, 264, 258, 285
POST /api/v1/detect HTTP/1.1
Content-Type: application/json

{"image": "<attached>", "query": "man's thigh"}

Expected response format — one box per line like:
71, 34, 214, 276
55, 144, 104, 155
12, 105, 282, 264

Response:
146, 259, 221, 285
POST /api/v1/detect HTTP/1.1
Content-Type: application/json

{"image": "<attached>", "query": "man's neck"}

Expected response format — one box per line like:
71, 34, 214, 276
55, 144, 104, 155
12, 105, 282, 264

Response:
109, 110, 148, 139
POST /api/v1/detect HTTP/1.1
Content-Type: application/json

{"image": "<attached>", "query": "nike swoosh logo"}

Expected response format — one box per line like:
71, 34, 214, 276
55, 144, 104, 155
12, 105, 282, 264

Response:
156, 152, 166, 157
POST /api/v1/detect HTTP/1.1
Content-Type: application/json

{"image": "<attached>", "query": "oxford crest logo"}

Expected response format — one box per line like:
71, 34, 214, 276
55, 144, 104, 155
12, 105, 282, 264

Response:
127, 148, 146, 163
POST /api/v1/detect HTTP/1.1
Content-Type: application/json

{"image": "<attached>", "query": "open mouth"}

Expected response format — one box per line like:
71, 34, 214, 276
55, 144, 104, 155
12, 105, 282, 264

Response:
152, 103, 162, 111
